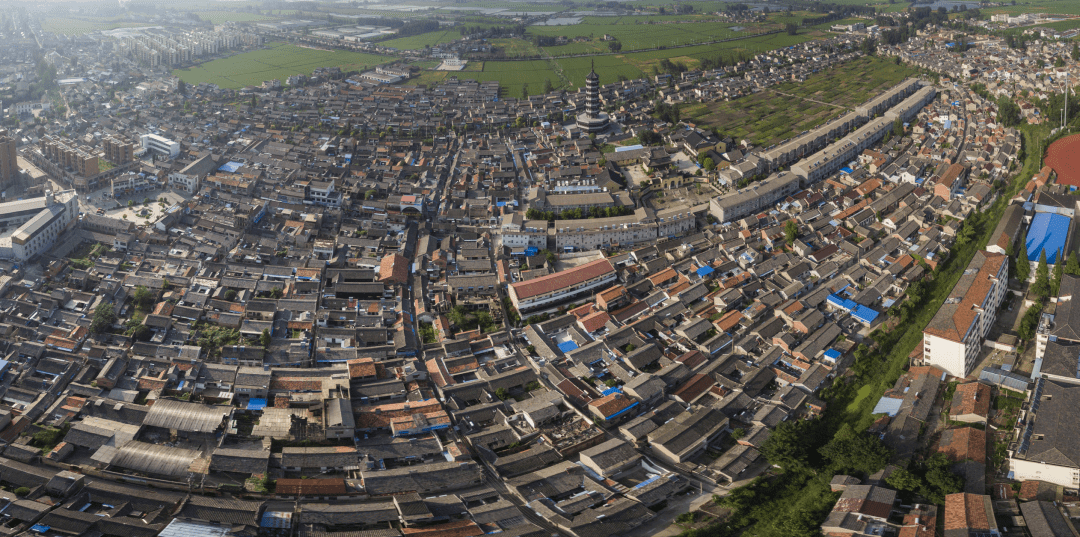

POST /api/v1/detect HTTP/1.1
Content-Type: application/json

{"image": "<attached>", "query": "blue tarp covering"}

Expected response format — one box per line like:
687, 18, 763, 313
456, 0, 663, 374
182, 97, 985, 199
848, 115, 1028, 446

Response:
1027, 212, 1071, 264
218, 161, 244, 173
525, 246, 539, 256
247, 398, 267, 411
823, 349, 841, 361
840, 167, 853, 174
557, 341, 579, 353
601, 386, 623, 396
30, 526, 50, 533
696, 266, 714, 277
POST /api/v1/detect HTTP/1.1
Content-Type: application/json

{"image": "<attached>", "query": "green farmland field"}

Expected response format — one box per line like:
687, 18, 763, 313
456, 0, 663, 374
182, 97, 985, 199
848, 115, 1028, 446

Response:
378, 30, 462, 51
173, 43, 394, 89
681, 56, 918, 147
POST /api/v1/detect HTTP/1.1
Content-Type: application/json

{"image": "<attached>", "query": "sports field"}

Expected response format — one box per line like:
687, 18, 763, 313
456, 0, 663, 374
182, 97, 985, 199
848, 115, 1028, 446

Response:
680, 56, 918, 147
173, 43, 394, 89
1046, 133, 1080, 188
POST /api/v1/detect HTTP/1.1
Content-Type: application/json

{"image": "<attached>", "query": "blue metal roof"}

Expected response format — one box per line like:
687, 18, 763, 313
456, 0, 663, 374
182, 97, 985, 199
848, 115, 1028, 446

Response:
557, 341, 579, 353
823, 349, 841, 360
852, 305, 879, 324
1027, 212, 1071, 264
247, 398, 267, 411
696, 266, 714, 277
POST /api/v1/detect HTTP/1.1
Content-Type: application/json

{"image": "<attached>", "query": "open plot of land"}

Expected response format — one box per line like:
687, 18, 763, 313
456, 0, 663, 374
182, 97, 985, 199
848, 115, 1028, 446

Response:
680, 56, 917, 147
173, 43, 394, 89
489, 38, 546, 57
40, 17, 155, 35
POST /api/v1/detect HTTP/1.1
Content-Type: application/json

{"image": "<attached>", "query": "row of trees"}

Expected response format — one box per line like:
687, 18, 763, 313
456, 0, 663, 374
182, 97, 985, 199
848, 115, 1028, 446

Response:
525, 205, 633, 221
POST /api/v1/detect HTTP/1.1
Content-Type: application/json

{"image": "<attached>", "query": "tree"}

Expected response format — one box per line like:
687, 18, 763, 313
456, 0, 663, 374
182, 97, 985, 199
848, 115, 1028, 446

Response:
177, 80, 187, 96
270, 287, 283, 299
784, 220, 798, 246
761, 419, 823, 473
90, 302, 117, 334
543, 78, 554, 94
1074, 42, 1080, 62
1033, 250, 1051, 299
785, 22, 798, 35
1016, 240, 1031, 282
224, 289, 238, 301
997, 96, 1022, 127
132, 285, 154, 310
1068, 251, 1080, 276
14, 487, 29, 497
703, 157, 716, 171
818, 423, 892, 475
128, 323, 150, 341
260, 328, 272, 348
365, 189, 377, 200
521, 83, 529, 100
1053, 250, 1066, 296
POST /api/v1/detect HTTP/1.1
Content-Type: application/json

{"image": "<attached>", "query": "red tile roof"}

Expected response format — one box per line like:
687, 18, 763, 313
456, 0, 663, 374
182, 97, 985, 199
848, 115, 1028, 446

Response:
944, 493, 993, 532
509, 259, 615, 301
348, 358, 378, 379
950, 382, 991, 418
379, 253, 409, 285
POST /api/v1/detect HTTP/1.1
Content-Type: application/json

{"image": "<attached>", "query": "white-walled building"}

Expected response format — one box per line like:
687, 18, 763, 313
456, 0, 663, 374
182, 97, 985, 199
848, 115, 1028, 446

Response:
141, 134, 180, 159
0, 190, 79, 262
1009, 378, 1080, 487
922, 251, 1008, 377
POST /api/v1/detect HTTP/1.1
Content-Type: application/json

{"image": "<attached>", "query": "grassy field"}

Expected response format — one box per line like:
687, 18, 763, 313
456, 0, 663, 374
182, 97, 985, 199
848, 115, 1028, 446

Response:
40, 17, 155, 35
529, 20, 748, 53
1035, 17, 1080, 30
378, 29, 462, 50
173, 43, 394, 89
680, 56, 917, 147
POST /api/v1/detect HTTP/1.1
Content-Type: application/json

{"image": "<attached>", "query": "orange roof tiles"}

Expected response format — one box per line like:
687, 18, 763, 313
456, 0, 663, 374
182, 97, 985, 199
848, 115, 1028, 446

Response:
348, 358, 378, 379
588, 393, 634, 418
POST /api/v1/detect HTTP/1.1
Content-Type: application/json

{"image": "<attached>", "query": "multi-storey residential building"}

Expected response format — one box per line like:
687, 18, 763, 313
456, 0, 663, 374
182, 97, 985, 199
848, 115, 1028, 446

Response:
922, 251, 1008, 377
102, 135, 135, 165
709, 172, 801, 223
